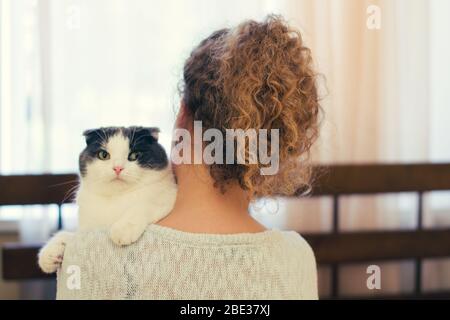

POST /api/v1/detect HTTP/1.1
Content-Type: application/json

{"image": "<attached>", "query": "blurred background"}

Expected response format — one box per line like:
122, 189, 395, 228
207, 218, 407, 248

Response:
0, 0, 449, 299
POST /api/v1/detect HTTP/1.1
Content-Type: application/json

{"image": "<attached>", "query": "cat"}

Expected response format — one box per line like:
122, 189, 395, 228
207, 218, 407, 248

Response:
38, 126, 177, 273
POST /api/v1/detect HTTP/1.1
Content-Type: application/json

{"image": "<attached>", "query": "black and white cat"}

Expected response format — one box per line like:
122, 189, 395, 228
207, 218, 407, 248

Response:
38, 126, 177, 273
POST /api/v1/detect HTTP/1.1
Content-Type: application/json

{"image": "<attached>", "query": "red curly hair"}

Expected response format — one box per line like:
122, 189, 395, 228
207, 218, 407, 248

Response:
181, 15, 321, 198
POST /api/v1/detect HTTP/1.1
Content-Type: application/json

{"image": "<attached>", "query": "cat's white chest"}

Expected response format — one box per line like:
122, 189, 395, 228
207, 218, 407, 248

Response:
77, 189, 142, 229
75, 169, 177, 232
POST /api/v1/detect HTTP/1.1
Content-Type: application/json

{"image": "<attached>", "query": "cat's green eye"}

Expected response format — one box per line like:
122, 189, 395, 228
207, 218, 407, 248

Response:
128, 152, 140, 161
97, 150, 110, 160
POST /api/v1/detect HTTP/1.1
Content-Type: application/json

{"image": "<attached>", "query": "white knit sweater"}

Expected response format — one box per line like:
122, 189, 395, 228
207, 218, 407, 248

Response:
56, 224, 318, 300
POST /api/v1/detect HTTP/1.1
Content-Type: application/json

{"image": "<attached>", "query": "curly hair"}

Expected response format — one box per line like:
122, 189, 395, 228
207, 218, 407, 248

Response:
181, 15, 321, 198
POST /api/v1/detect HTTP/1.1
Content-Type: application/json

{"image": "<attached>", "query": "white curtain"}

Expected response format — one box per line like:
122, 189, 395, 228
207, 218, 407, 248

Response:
1, 0, 450, 298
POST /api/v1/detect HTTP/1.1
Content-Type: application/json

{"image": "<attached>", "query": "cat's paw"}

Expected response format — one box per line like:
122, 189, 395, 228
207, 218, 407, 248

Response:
110, 220, 146, 246
38, 242, 65, 274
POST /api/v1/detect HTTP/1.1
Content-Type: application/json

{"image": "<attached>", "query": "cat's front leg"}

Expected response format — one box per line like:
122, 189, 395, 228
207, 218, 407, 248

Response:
109, 207, 152, 246
38, 231, 74, 273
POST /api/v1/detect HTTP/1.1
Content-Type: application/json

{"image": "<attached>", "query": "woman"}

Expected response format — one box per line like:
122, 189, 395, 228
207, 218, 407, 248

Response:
58, 15, 321, 300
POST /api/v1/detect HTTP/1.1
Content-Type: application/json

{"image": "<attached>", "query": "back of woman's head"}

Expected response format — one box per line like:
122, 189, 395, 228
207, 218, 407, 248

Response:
181, 15, 321, 198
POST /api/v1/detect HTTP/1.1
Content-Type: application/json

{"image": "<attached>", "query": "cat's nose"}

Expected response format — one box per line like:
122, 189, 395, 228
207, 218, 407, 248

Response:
113, 166, 124, 175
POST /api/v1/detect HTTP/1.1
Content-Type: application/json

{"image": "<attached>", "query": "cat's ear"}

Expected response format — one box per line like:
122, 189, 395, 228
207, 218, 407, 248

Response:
146, 127, 160, 141
82, 128, 102, 145
130, 127, 160, 143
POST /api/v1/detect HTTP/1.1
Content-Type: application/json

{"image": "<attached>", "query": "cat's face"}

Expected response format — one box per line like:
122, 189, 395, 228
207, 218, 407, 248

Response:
79, 127, 168, 190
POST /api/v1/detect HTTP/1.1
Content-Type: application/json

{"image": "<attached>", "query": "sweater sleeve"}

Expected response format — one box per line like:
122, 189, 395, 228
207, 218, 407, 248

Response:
300, 238, 319, 299
287, 232, 319, 300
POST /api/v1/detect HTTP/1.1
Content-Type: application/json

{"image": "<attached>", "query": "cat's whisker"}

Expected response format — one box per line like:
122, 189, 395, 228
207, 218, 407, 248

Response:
61, 184, 80, 204
49, 179, 80, 188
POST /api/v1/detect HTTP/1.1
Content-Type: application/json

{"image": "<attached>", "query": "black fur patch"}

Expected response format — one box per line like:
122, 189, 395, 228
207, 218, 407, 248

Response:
79, 126, 168, 177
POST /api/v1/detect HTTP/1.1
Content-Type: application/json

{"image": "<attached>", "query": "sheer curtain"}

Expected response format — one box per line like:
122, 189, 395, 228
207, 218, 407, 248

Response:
1, 0, 450, 298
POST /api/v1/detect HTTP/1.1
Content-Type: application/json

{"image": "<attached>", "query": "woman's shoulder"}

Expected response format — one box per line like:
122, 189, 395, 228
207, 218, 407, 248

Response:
69, 225, 314, 252
146, 225, 317, 271
274, 231, 318, 299
67, 226, 317, 268
273, 230, 317, 267
277, 230, 315, 255
144, 224, 314, 253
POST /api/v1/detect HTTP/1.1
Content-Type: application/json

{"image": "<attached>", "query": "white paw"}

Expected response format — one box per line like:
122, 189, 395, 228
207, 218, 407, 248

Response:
110, 220, 146, 246
38, 242, 65, 274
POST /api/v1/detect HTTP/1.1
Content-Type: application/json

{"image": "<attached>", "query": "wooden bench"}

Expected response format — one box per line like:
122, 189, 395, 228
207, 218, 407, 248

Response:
2, 163, 450, 299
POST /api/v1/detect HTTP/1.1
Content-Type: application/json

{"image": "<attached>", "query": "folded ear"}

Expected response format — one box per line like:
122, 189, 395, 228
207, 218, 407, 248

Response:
146, 127, 160, 141
82, 128, 102, 145
127, 126, 161, 144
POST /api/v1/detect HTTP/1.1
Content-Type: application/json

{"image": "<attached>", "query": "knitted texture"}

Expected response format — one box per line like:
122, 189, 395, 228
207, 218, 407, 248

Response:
56, 224, 318, 300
